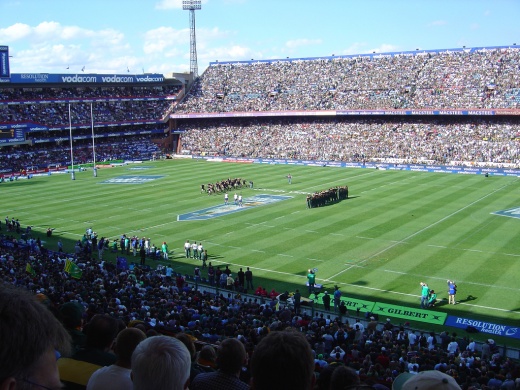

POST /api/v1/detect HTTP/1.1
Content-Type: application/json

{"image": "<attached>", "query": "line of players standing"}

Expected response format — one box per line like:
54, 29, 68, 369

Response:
184, 240, 207, 264
306, 186, 349, 208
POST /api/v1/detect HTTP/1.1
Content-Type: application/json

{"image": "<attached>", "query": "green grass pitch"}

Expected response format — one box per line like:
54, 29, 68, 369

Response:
2, 159, 519, 344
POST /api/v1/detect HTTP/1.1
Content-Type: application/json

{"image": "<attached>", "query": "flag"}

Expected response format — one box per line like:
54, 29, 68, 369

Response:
25, 262, 36, 276
64, 259, 83, 279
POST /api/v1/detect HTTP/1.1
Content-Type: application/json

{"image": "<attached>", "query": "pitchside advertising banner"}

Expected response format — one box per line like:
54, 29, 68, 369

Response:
4, 73, 164, 84
0, 46, 10, 79
372, 302, 447, 325
200, 156, 520, 177
445, 316, 520, 340
171, 108, 520, 119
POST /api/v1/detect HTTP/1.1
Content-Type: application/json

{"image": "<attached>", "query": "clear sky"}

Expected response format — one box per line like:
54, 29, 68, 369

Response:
1, 0, 519, 76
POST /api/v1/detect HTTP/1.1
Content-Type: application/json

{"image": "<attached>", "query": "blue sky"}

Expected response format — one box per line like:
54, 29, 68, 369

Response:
1, 0, 519, 76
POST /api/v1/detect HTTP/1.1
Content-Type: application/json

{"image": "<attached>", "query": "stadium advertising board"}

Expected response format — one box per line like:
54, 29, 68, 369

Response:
338, 297, 375, 313
201, 156, 520, 177
372, 302, 447, 325
445, 316, 520, 340
6, 73, 164, 84
0, 46, 9, 79
0, 124, 25, 144
170, 109, 519, 120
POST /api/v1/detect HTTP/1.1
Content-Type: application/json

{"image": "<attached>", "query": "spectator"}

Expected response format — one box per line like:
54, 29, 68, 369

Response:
190, 338, 249, 390
58, 314, 119, 389
0, 283, 71, 390
392, 370, 462, 390
131, 335, 191, 390
87, 327, 147, 390
250, 329, 315, 390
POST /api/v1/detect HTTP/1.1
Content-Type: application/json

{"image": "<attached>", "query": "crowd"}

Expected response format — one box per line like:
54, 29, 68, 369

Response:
0, 85, 182, 126
176, 48, 520, 113
179, 117, 520, 167
1, 219, 519, 390
0, 133, 163, 173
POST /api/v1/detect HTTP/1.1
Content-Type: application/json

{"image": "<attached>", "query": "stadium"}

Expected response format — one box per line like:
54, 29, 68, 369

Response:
1, 41, 520, 388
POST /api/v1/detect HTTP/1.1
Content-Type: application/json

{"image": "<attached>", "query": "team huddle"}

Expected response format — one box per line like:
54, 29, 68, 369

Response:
201, 177, 248, 195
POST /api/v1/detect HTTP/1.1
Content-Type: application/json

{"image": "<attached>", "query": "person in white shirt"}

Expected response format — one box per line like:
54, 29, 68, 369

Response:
87, 328, 146, 390
329, 345, 345, 360
447, 338, 459, 355
184, 240, 191, 258
408, 331, 417, 347
466, 339, 476, 352
198, 243, 203, 261
427, 332, 436, 350
192, 241, 198, 260
234, 193, 238, 205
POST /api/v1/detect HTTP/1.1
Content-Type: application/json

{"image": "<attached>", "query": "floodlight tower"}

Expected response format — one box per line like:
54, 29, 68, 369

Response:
182, 0, 201, 78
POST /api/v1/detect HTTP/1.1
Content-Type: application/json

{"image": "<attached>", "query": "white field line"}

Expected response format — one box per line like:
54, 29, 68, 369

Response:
328, 181, 515, 280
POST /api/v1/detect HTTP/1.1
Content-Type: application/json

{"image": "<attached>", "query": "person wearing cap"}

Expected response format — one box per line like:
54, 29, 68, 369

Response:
314, 353, 328, 369
367, 316, 378, 335
322, 291, 331, 311
392, 370, 462, 390
226, 273, 235, 291
384, 318, 393, 331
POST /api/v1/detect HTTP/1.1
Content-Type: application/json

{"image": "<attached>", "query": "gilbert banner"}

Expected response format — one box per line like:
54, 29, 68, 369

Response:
371, 302, 447, 325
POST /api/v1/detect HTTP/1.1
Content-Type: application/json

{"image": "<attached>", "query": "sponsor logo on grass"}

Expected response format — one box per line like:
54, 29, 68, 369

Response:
492, 207, 520, 220
178, 194, 292, 221
128, 166, 154, 170
100, 175, 164, 184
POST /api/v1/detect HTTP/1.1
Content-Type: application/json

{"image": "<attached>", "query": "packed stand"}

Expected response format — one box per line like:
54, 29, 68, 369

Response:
0, 85, 182, 126
179, 117, 520, 168
176, 48, 520, 113
0, 133, 163, 173
1, 219, 519, 390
